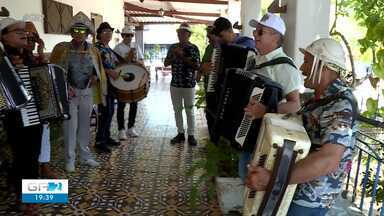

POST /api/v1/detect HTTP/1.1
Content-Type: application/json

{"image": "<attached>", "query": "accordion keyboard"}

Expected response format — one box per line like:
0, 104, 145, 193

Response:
235, 85, 264, 146
17, 67, 40, 127
207, 48, 221, 93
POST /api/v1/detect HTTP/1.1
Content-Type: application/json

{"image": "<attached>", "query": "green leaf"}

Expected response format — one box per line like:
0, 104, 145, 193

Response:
378, 107, 384, 118
366, 98, 378, 113
373, 63, 384, 79
377, 49, 384, 63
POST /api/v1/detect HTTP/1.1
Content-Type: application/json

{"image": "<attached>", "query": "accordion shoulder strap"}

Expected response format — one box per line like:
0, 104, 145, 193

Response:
299, 91, 358, 125
255, 56, 297, 70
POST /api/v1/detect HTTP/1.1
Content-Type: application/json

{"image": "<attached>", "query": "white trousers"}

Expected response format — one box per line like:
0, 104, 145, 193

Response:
64, 88, 94, 164
38, 123, 50, 163
170, 86, 195, 135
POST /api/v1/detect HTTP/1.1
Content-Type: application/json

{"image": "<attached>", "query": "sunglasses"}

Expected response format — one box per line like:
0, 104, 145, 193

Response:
72, 28, 88, 34
122, 34, 134, 38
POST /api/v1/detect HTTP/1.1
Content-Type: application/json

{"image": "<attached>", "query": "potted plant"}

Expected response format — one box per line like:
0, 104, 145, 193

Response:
187, 138, 244, 214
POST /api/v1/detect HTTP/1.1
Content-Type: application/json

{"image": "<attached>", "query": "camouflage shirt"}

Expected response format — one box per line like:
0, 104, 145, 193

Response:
292, 79, 357, 208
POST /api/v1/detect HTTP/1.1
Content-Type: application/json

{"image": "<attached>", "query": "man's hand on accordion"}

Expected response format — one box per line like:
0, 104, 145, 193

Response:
245, 165, 271, 191
200, 62, 213, 75
244, 98, 267, 120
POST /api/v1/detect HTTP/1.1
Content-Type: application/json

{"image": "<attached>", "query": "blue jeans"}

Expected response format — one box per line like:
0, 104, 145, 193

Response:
239, 151, 252, 182
287, 203, 329, 216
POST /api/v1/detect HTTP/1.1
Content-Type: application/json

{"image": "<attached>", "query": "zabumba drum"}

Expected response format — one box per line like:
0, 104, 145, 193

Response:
110, 63, 150, 103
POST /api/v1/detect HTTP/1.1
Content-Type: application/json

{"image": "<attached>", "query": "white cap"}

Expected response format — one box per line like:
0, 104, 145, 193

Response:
122, 26, 135, 34
177, 22, 192, 33
249, 12, 286, 36
0, 17, 25, 36
299, 38, 346, 71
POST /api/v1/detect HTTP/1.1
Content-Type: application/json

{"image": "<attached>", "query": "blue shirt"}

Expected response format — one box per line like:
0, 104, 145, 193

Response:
293, 79, 357, 208
234, 35, 255, 49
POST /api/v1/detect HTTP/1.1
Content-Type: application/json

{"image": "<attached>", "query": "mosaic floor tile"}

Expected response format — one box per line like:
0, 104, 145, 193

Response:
0, 75, 222, 215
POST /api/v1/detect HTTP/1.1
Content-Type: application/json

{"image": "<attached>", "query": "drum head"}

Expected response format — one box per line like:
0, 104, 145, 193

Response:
111, 64, 149, 90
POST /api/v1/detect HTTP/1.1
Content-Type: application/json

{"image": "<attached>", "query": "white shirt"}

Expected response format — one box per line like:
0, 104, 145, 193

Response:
113, 42, 144, 61
254, 47, 303, 97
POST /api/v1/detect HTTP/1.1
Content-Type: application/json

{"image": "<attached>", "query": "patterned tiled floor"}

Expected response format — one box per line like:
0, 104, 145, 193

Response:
0, 73, 222, 215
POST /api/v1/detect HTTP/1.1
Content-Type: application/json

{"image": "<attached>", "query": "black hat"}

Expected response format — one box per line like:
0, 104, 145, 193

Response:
96, 22, 114, 34
211, 17, 232, 36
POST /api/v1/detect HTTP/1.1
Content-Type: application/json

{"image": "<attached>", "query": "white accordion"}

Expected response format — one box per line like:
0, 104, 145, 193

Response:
243, 113, 311, 216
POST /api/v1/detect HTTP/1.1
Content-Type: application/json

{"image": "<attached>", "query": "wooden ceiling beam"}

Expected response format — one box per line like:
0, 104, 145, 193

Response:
132, 21, 201, 25
168, 10, 219, 17
126, 12, 163, 17
124, 2, 220, 17
124, 2, 155, 13
157, 0, 228, 5
124, 2, 214, 24
171, 15, 210, 24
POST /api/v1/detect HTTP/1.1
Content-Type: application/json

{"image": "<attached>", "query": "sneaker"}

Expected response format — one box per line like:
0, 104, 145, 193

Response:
95, 144, 112, 153
127, 128, 139, 137
108, 138, 121, 146
81, 159, 99, 167
65, 163, 75, 172
188, 135, 197, 146
170, 133, 185, 144
119, 130, 128, 140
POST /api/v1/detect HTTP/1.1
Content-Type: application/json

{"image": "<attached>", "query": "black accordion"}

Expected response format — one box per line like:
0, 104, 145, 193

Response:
206, 44, 256, 140
214, 68, 283, 150
0, 49, 31, 113
17, 64, 69, 127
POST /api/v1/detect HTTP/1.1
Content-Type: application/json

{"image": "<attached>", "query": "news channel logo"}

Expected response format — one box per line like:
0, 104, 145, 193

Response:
22, 179, 68, 203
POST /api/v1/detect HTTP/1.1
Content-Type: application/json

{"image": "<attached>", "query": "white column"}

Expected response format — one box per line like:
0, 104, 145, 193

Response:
227, 0, 241, 26
135, 25, 144, 56
240, 0, 261, 37
281, 0, 331, 66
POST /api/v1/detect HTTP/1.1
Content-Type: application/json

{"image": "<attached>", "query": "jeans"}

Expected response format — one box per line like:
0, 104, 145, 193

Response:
238, 151, 252, 182
117, 101, 138, 130
96, 92, 115, 146
287, 203, 329, 216
170, 86, 196, 135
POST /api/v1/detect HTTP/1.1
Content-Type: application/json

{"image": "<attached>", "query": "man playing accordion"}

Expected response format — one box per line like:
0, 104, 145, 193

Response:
246, 38, 357, 215
0, 17, 42, 213
240, 13, 302, 181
